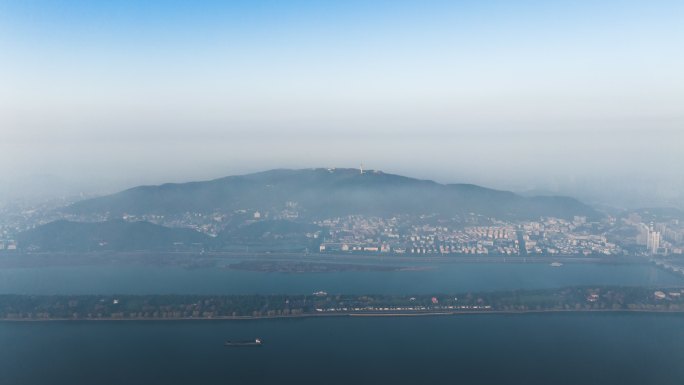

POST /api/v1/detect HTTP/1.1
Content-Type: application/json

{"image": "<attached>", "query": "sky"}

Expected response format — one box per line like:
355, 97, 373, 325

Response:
1, 0, 683, 207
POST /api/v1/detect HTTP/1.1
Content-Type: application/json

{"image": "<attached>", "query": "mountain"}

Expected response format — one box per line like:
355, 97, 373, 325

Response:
66, 168, 599, 220
16, 220, 211, 252
16, 218, 326, 253
218, 220, 324, 252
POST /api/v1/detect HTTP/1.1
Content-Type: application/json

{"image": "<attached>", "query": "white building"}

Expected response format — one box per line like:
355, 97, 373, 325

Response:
647, 230, 661, 254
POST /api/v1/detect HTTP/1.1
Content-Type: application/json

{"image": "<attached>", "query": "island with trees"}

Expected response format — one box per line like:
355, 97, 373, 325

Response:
1, 286, 684, 321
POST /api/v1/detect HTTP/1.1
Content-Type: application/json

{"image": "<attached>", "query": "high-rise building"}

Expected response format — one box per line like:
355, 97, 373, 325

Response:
636, 223, 650, 245
647, 230, 661, 254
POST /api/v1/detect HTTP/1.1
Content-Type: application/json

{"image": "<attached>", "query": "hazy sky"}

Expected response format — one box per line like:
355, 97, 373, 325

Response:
1, 1, 683, 206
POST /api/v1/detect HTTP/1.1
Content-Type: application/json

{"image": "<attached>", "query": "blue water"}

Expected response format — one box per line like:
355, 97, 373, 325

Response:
0, 262, 681, 295
2, 261, 683, 384
1, 313, 683, 385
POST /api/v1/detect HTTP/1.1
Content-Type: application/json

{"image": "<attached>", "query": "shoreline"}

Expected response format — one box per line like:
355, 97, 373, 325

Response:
0, 251, 642, 269
3, 308, 684, 323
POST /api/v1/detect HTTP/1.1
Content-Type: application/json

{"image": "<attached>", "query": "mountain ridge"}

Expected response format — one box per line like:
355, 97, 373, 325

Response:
66, 168, 599, 220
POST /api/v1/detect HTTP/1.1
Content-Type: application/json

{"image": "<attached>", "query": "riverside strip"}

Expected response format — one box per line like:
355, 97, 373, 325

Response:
2, 287, 684, 321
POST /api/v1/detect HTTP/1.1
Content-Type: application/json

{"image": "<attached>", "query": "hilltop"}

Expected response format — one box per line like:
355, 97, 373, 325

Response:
66, 168, 598, 221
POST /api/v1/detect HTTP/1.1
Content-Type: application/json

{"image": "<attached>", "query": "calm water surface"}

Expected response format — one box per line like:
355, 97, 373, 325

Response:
2, 261, 683, 384
0, 262, 681, 295
1, 313, 683, 385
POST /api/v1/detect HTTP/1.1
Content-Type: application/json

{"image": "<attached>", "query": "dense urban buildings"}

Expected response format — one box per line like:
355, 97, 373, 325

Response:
3, 196, 684, 259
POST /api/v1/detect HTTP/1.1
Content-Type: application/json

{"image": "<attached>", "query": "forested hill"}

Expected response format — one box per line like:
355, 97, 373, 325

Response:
16, 220, 210, 252
66, 168, 599, 221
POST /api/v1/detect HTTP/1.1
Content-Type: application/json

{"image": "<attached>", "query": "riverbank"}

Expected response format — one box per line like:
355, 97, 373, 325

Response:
3, 307, 684, 323
0, 250, 641, 269
2, 286, 684, 322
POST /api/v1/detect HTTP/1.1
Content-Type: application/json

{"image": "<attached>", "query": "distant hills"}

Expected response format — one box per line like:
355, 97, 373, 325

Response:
17, 168, 600, 252
629, 207, 684, 222
219, 220, 324, 252
16, 220, 210, 252
17, 219, 324, 253
67, 168, 598, 220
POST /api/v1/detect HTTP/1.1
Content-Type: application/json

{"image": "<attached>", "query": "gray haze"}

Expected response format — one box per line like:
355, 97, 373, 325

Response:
2, 1, 683, 208
2, 127, 683, 209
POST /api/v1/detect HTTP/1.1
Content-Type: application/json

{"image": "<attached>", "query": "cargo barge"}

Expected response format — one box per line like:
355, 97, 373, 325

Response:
224, 338, 263, 347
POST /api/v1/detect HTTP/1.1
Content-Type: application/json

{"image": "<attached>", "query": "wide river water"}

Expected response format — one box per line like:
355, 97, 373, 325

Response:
2, 258, 684, 384
0, 260, 682, 295
1, 313, 684, 385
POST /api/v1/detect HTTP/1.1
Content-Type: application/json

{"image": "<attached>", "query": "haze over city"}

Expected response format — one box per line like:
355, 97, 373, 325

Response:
1, 0, 683, 208
4, 2, 684, 385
